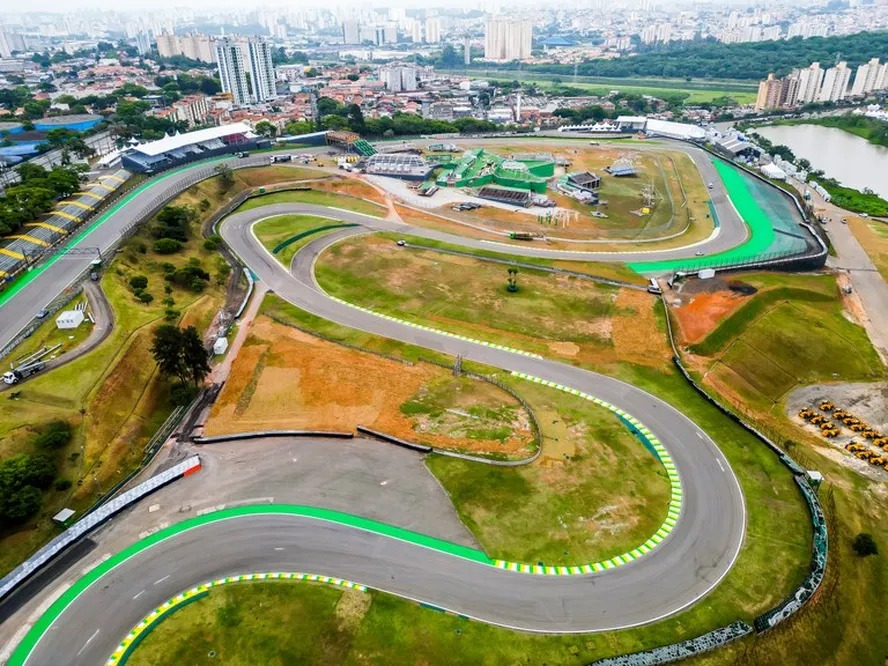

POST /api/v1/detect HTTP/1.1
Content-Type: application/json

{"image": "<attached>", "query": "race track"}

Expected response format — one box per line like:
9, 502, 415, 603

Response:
5, 141, 753, 665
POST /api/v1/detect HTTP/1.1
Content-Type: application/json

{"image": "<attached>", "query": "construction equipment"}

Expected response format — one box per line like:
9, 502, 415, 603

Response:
818, 421, 835, 431
799, 408, 817, 420
2, 344, 61, 385
832, 409, 851, 420
819, 400, 835, 411
850, 423, 870, 432
821, 428, 840, 438
861, 429, 880, 439
845, 442, 866, 453
855, 450, 875, 461
873, 437, 888, 447
842, 417, 861, 426
869, 456, 887, 466
810, 415, 829, 426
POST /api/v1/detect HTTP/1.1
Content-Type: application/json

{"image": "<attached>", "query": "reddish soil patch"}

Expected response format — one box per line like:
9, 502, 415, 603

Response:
205, 317, 530, 455
312, 177, 387, 206
673, 290, 747, 344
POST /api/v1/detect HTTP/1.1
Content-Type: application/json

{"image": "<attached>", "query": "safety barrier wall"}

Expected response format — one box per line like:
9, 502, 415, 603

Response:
589, 621, 753, 666
613, 296, 829, 665
194, 430, 354, 444
0, 455, 201, 601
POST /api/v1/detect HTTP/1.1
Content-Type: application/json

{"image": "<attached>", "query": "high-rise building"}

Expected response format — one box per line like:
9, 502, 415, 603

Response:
216, 37, 276, 106
180, 34, 215, 63
755, 73, 784, 111
0, 30, 12, 58
342, 20, 360, 45
383, 21, 398, 44
484, 18, 532, 61
215, 38, 250, 106
379, 64, 418, 92
464, 36, 472, 65
246, 39, 276, 103
796, 62, 824, 104
135, 32, 152, 56
851, 58, 884, 96
156, 33, 180, 59
818, 61, 851, 103
425, 17, 441, 44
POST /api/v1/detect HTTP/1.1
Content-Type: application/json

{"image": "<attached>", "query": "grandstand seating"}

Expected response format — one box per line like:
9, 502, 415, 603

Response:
353, 139, 377, 157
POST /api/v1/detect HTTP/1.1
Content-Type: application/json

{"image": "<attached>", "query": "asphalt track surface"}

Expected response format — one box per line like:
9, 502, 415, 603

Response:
8, 142, 748, 665
0, 140, 746, 354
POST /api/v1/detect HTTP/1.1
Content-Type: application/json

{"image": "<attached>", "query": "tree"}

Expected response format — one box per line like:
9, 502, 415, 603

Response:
154, 205, 195, 242
214, 163, 235, 193
507, 268, 519, 293
254, 120, 277, 139
129, 275, 148, 290
149, 324, 209, 388
150, 324, 190, 386
346, 103, 365, 133
154, 238, 183, 254
852, 533, 878, 558
181, 326, 211, 386
33, 420, 72, 449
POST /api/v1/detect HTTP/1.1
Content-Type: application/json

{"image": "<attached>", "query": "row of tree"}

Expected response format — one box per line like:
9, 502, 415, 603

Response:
441, 30, 888, 81
0, 162, 87, 236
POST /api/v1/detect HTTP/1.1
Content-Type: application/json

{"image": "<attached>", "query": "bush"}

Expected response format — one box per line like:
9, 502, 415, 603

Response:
153, 238, 183, 254
852, 533, 879, 557
164, 307, 180, 321
129, 275, 148, 290
203, 235, 222, 251
138, 291, 154, 304
170, 264, 210, 292
0, 453, 57, 525
34, 420, 72, 449
54, 478, 72, 491
198, 198, 211, 212
170, 382, 199, 406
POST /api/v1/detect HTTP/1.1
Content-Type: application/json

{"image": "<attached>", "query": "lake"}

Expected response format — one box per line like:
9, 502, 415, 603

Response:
755, 123, 888, 200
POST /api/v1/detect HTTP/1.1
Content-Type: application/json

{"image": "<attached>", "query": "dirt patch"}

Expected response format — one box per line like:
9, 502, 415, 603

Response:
312, 177, 387, 206
673, 290, 748, 344
334, 589, 371, 632
548, 341, 579, 357
206, 317, 531, 455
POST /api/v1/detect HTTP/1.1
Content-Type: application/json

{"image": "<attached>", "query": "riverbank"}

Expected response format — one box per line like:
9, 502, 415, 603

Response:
768, 115, 888, 149
752, 123, 888, 216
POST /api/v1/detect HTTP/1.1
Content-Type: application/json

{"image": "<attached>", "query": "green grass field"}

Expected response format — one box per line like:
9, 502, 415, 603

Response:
252, 214, 350, 268
427, 379, 671, 564
316, 235, 621, 358
238, 189, 386, 218
690, 276, 884, 405
472, 71, 758, 104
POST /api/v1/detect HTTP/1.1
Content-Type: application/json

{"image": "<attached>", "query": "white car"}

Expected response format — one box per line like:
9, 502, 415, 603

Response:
396, 240, 407, 247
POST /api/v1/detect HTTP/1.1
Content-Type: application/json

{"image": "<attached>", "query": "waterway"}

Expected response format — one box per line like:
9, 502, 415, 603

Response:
754, 123, 888, 199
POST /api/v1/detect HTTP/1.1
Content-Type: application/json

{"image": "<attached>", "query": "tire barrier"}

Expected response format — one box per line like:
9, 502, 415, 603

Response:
0, 456, 201, 602
194, 430, 354, 444
588, 621, 753, 666
105, 572, 366, 666
650, 296, 828, 660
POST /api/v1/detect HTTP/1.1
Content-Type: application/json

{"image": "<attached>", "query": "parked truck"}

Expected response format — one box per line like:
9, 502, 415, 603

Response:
3, 360, 45, 385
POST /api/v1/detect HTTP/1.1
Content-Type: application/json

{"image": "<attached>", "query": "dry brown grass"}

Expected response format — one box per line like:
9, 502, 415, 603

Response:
311, 176, 387, 206
205, 317, 531, 454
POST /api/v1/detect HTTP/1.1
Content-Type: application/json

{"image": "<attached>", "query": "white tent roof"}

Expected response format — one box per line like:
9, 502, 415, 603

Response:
644, 118, 706, 140
132, 123, 256, 157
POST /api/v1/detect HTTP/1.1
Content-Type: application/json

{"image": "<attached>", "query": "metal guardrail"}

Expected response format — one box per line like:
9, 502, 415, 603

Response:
0, 455, 201, 602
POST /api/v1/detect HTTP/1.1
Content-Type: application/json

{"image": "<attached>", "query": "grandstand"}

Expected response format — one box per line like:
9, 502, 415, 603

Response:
121, 124, 258, 174
363, 154, 433, 180
436, 149, 553, 194
556, 171, 601, 204
0, 169, 131, 279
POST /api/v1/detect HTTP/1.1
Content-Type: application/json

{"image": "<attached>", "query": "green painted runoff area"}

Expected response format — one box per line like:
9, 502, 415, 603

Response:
629, 160, 780, 274
6, 504, 492, 666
